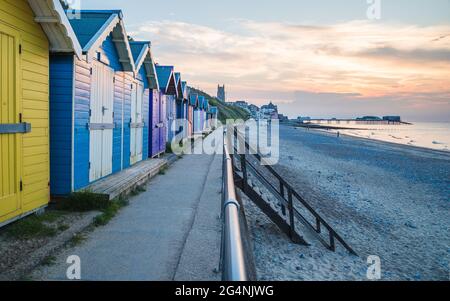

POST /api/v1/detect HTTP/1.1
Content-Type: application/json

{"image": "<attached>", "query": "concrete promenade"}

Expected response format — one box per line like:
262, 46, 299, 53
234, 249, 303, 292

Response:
30, 151, 223, 281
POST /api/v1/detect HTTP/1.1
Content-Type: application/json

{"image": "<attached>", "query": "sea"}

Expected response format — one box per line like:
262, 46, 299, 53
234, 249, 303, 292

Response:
326, 122, 450, 152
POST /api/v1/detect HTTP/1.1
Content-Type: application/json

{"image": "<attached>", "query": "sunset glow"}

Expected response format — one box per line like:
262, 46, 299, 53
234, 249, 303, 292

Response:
85, 0, 450, 121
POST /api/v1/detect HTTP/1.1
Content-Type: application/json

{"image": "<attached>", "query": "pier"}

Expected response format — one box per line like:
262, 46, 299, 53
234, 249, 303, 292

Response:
304, 119, 409, 125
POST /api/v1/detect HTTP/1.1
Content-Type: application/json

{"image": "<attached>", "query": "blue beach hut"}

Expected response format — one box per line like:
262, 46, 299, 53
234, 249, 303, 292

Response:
174, 72, 184, 136
49, 10, 136, 196
148, 65, 165, 158
129, 41, 158, 165
209, 106, 219, 128
155, 65, 177, 144
195, 96, 206, 134
203, 99, 210, 131
188, 93, 198, 137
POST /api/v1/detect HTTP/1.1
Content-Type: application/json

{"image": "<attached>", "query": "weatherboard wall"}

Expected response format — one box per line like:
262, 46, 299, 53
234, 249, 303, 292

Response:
49, 34, 130, 195
49, 55, 73, 195
0, 0, 50, 225
121, 72, 133, 170
136, 65, 149, 161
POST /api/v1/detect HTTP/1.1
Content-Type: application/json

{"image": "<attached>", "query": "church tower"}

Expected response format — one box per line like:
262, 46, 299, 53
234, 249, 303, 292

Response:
217, 85, 226, 102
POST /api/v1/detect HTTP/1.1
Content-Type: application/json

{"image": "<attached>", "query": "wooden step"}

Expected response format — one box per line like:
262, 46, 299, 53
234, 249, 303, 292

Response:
82, 155, 176, 201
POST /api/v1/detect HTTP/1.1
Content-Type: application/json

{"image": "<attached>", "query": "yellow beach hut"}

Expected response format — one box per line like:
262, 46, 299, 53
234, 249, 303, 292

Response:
0, 0, 81, 227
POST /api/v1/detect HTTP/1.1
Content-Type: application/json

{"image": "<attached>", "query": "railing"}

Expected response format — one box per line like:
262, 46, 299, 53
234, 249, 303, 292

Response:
220, 128, 249, 281
233, 129, 357, 255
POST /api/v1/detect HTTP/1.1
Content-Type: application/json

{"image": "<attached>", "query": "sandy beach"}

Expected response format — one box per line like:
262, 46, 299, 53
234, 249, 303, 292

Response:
245, 125, 450, 281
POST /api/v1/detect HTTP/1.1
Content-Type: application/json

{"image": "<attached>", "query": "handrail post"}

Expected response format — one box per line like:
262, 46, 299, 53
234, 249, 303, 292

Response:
288, 189, 295, 240
329, 231, 336, 252
316, 217, 321, 234
280, 182, 286, 216
240, 154, 247, 192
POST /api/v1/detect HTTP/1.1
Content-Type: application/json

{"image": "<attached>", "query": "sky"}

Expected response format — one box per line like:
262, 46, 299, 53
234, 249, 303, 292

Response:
79, 0, 450, 121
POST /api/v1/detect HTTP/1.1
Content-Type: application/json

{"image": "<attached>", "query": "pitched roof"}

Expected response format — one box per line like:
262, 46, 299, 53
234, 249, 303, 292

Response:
181, 81, 188, 100
174, 72, 183, 99
27, 0, 82, 58
198, 96, 206, 110
155, 65, 177, 96
67, 10, 134, 71
174, 72, 181, 85
189, 93, 198, 107
209, 106, 218, 114
129, 41, 159, 90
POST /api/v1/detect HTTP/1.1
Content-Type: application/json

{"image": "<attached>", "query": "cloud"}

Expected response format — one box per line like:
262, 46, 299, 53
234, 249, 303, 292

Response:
130, 19, 450, 120
356, 46, 450, 63
280, 90, 450, 122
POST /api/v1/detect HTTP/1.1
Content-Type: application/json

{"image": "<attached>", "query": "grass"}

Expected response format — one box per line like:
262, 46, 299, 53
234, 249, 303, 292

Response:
130, 185, 146, 196
189, 87, 250, 123
93, 197, 129, 227
165, 142, 173, 154
69, 233, 87, 247
41, 255, 56, 266
159, 166, 168, 175
4, 211, 66, 240
55, 191, 109, 212
57, 223, 70, 232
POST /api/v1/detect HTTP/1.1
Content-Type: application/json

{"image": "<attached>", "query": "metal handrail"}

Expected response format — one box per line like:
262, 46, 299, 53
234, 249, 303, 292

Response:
221, 129, 248, 281
234, 129, 357, 255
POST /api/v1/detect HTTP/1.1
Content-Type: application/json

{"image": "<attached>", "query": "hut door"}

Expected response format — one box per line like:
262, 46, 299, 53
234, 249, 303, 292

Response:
151, 90, 160, 157
130, 82, 143, 165
159, 95, 166, 153
0, 26, 21, 218
89, 61, 114, 182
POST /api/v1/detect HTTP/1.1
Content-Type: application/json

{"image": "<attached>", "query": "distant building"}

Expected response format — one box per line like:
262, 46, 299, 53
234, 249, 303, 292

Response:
278, 114, 288, 121
261, 102, 278, 112
356, 116, 382, 121
297, 116, 311, 123
233, 100, 249, 110
383, 116, 401, 122
247, 104, 260, 119
217, 85, 226, 102
260, 101, 279, 120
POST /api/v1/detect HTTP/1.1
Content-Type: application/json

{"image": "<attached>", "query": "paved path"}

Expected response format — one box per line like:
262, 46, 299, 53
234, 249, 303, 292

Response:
31, 152, 223, 281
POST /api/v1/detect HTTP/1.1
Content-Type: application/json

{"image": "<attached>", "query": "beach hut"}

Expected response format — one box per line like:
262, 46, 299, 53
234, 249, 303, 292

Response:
181, 82, 189, 138
188, 93, 198, 138
203, 99, 211, 132
155, 65, 177, 144
209, 106, 219, 128
49, 10, 136, 196
0, 0, 81, 226
149, 65, 165, 158
129, 41, 158, 165
174, 72, 184, 137
195, 96, 205, 134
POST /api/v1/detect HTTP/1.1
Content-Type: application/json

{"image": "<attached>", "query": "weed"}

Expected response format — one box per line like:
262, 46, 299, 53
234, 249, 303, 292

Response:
57, 223, 70, 232
93, 198, 129, 227
131, 185, 146, 196
55, 191, 109, 212
159, 166, 167, 175
166, 142, 173, 154
4, 212, 64, 240
69, 233, 86, 247
41, 255, 56, 266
